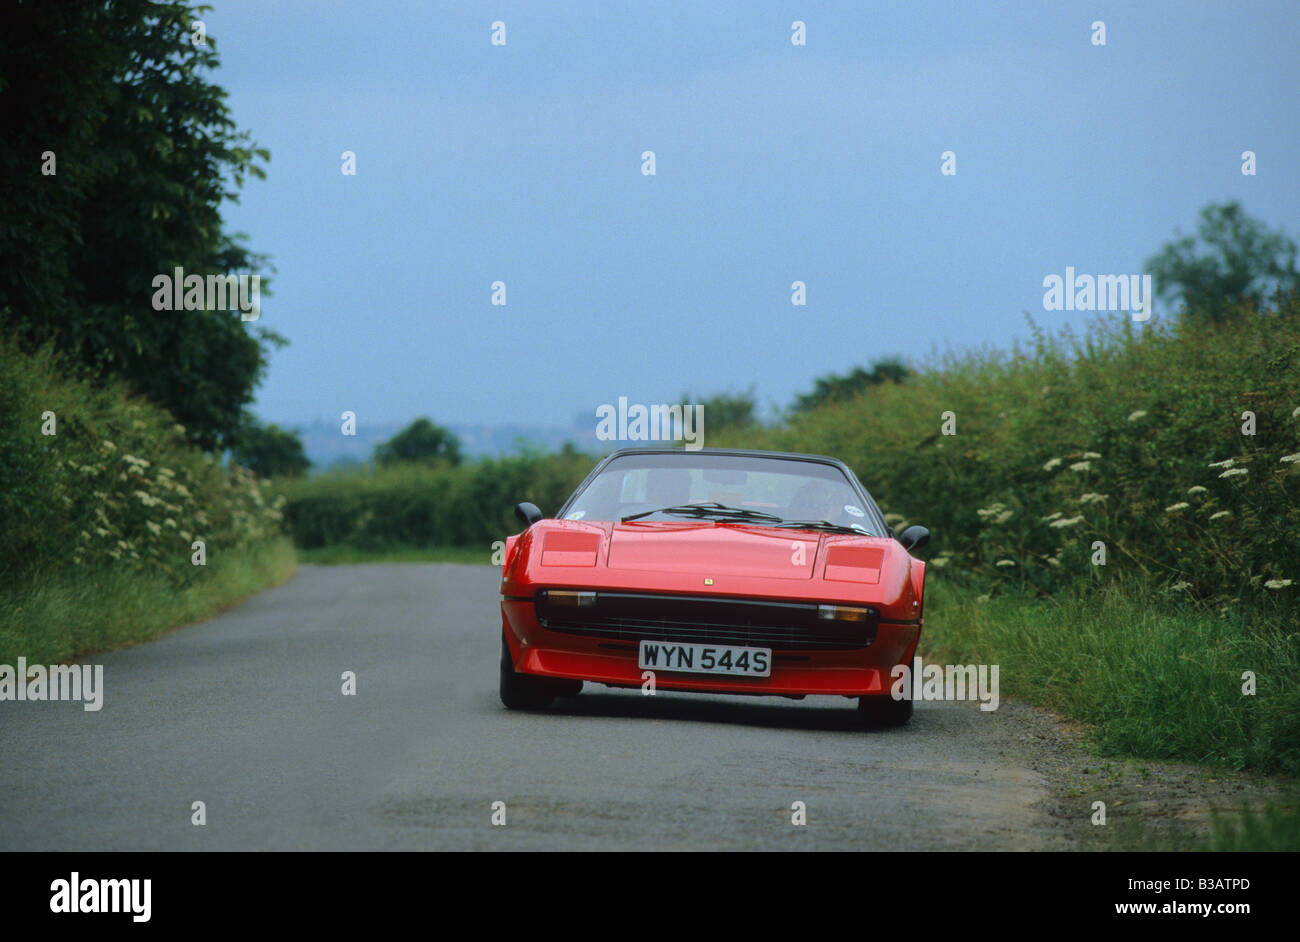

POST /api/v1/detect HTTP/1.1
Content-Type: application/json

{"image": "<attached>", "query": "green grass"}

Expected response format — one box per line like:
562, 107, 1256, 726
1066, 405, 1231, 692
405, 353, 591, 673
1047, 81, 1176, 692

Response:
1201, 805, 1300, 851
0, 538, 297, 664
295, 543, 493, 565
1112, 804, 1300, 851
922, 575, 1300, 776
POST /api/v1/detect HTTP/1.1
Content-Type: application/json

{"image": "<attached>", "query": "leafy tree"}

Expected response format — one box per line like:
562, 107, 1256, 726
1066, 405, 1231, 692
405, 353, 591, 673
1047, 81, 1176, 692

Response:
0, 1, 278, 450
678, 387, 757, 432
793, 357, 911, 413
1146, 201, 1299, 324
232, 416, 310, 478
375, 418, 462, 467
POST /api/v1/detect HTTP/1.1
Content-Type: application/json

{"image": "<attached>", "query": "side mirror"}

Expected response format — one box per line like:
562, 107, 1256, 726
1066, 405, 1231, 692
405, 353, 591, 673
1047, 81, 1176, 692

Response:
898, 524, 930, 553
514, 502, 544, 527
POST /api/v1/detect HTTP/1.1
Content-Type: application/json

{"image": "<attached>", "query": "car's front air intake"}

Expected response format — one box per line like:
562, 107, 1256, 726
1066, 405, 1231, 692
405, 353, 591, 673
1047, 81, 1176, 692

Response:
535, 590, 878, 650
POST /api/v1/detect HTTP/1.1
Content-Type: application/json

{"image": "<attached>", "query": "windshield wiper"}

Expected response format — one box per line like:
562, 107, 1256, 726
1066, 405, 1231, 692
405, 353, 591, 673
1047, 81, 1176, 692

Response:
621, 502, 784, 523
773, 519, 872, 535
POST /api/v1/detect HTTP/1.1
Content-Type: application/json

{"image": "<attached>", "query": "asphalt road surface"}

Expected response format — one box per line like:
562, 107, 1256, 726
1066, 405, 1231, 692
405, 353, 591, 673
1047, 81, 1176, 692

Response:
0, 564, 1067, 850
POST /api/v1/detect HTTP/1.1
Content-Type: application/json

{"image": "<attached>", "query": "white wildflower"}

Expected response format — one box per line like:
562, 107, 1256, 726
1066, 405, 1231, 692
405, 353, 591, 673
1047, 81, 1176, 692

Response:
1219, 468, 1248, 478
1127, 410, 1147, 422
1264, 579, 1293, 590
1043, 458, 1063, 472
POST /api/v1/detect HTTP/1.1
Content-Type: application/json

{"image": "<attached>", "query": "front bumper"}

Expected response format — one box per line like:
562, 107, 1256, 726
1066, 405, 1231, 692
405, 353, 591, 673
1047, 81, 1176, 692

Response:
500, 595, 921, 697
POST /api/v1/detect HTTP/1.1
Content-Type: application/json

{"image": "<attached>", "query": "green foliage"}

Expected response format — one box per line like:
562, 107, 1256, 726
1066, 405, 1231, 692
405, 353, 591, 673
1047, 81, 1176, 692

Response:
374, 417, 462, 468
0, 0, 277, 450
0, 337, 286, 594
275, 449, 594, 552
791, 357, 911, 413
296, 544, 492, 565
678, 387, 758, 433
727, 296, 1300, 624
232, 416, 310, 478
1146, 201, 1299, 324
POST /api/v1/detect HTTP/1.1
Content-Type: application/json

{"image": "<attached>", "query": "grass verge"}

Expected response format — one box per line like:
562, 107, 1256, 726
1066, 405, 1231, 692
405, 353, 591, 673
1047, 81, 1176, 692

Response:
0, 537, 296, 664
922, 576, 1300, 777
923, 575, 1300, 848
1107, 804, 1300, 851
1198, 805, 1300, 851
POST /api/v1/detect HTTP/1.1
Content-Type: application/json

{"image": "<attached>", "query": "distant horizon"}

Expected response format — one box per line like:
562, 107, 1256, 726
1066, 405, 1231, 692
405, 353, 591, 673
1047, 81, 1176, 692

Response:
273, 304, 1182, 458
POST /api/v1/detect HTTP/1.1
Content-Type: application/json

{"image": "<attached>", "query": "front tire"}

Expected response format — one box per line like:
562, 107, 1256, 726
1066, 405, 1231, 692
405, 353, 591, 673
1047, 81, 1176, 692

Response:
499, 632, 554, 710
858, 692, 913, 728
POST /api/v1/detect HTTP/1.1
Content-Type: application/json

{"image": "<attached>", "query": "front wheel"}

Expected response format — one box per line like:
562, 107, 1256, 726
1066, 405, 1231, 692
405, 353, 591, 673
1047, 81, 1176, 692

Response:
858, 692, 913, 728
499, 632, 554, 710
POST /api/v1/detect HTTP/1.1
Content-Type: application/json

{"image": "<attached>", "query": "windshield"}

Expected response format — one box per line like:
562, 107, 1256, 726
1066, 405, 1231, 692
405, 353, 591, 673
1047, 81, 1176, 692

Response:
561, 453, 882, 535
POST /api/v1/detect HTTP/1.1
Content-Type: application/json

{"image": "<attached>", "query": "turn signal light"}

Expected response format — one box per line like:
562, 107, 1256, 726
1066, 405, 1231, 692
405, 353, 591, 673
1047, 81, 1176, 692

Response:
544, 590, 597, 607
817, 604, 869, 622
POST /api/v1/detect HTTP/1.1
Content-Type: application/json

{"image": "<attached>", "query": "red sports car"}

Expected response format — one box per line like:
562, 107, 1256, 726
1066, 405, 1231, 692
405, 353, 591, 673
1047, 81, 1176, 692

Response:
498, 448, 929, 726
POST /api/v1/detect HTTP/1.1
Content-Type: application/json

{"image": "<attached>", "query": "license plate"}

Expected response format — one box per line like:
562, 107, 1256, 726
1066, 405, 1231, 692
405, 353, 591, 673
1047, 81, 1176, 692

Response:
637, 640, 772, 677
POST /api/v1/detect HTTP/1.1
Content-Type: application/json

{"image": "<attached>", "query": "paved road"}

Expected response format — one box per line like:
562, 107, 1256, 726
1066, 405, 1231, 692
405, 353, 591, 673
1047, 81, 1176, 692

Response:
0, 564, 1066, 850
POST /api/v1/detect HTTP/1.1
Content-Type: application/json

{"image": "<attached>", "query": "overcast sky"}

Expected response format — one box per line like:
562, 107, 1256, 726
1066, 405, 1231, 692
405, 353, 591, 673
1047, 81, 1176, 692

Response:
210, 0, 1300, 430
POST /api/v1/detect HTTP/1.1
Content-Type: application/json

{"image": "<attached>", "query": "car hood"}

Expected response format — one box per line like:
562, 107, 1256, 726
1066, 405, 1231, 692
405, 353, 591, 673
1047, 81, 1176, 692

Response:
503, 518, 916, 614
605, 521, 820, 580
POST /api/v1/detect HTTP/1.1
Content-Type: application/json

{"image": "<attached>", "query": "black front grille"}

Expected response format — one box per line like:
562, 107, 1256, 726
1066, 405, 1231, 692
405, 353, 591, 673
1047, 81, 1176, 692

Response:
536, 590, 877, 650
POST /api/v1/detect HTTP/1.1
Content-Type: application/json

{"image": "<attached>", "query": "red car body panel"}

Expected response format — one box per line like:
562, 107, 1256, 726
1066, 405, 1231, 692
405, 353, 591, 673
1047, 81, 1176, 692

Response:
500, 517, 924, 698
